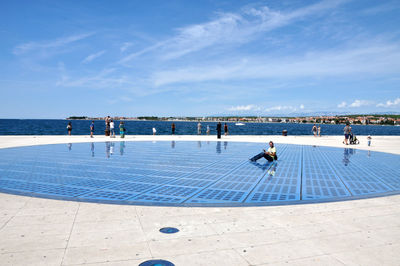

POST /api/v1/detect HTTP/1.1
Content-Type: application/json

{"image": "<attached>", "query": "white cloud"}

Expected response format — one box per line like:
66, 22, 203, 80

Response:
228, 104, 260, 111
82, 50, 106, 64
265, 105, 296, 112
13, 33, 94, 55
349, 100, 369, 107
349, 99, 371, 108
300, 104, 305, 109
337, 100, 372, 108
120, 42, 133, 52
152, 43, 400, 86
120, 0, 347, 62
376, 97, 400, 107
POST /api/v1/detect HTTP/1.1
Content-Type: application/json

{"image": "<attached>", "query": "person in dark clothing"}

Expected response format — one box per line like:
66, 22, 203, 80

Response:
67, 122, 72, 136
224, 123, 228, 136
217, 122, 222, 139
105, 116, 111, 136
171, 123, 176, 135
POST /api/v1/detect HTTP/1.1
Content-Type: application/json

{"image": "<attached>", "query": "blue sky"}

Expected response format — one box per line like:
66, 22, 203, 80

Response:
0, 0, 399, 118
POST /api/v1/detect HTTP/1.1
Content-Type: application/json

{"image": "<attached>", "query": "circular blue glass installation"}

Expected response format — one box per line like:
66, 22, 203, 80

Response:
159, 227, 179, 234
0, 141, 399, 206
139, 259, 174, 266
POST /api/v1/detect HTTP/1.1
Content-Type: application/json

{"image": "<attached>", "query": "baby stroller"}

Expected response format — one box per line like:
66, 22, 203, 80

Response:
349, 133, 359, 145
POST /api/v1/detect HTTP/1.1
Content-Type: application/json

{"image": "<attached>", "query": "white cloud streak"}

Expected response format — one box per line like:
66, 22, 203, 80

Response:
265, 105, 297, 112
121, 0, 348, 62
82, 50, 106, 64
13, 33, 94, 55
120, 42, 133, 52
228, 104, 260, 111
152, 43, 400, 86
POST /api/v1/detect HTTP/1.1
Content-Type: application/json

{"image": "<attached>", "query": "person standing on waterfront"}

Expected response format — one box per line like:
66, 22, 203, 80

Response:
90, 121, 94, 138
317, 125, 321, 137
197, 122, 202, 135
343, 122, 352, 145
367, 135, 372, 146
224, 123, 229, 136
312, 124, 317, 137
171, 123, 175, 135
110, 120, 115, 138
217, 122, 222, 139
105, 116, 111, 136
67, 122, 72, 136
152, 127, 156, 135
206, 125, 210, 135
119, 121, 125, 138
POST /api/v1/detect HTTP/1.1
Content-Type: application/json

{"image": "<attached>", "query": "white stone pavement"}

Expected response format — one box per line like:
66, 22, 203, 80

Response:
0, 135, 399, 266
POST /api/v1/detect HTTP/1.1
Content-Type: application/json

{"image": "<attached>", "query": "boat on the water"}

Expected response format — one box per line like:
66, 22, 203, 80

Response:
235, 123, 245, 126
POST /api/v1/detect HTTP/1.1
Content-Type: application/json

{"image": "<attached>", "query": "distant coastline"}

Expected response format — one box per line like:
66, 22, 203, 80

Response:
66, 114, 400, 126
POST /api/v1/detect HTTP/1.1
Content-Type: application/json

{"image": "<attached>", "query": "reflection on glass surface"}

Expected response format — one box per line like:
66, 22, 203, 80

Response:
120, 141, 125, 155
91, 142, 95, 157
105, 142, 110, 158
343, 148, 355, 166
249, 161, 276, 173
216, 142, 221, 154
368, 150, 371, 157
198, 141, 202, 148
68, 143, 72, 151
110, 142, 114, 156
267, 162, 278, 177
224, 141, 228, 150
171, 141, 175, 149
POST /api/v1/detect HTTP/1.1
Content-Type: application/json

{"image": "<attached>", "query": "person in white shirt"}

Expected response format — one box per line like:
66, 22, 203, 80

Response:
152, 127, 156, 135
250, 141, 277, 162
110, 120, 115, 138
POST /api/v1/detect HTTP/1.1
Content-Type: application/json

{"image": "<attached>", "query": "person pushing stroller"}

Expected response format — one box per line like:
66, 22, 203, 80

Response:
250, 141, 278, 162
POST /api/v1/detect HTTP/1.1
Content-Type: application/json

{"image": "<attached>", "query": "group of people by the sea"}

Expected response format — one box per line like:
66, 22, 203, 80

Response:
66, 118, 373, 147
87, 116, 126, 138
67, 119, 230, 139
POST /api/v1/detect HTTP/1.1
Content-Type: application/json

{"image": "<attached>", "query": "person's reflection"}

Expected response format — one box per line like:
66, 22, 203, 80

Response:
171, 141, 175, 149
67, 143, 72, 151
342, 148, 354, 166
198, 141, 202, 148
120, 141, 125, 156
368, 150, 371, 157
249, 161, 275, 171
110, 142, 114, 156
216, 142, 221, 154
267, 163, 278, 177
91, 142, 95, 157
105, 142, 111, 158
224, 141, 228, 150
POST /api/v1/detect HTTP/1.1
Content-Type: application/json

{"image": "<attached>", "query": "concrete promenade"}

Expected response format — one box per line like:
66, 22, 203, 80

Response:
0, 135, 399, 265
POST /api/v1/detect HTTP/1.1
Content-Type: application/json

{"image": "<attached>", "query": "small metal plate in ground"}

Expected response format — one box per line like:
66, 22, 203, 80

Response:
139, 259, 175, 266
159, 227, 179, 234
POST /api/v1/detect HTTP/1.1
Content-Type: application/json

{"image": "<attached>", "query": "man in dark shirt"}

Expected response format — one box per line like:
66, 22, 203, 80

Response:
217, 122, 222, 139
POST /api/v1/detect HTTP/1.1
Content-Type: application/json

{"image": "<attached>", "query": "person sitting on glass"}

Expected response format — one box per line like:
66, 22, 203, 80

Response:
250, 141, 277, 162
